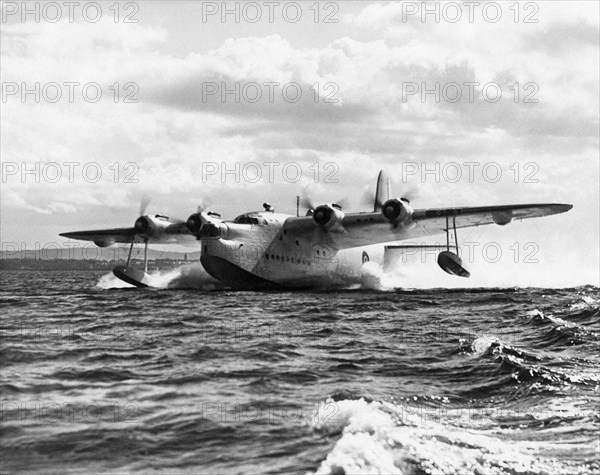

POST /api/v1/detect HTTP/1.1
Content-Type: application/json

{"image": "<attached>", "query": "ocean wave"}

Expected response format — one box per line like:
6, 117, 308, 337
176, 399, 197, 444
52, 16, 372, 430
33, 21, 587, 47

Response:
3, 270, 598, 474
310, 397, 585, 475
524, 309, 599, 347
445, 333, 600, 403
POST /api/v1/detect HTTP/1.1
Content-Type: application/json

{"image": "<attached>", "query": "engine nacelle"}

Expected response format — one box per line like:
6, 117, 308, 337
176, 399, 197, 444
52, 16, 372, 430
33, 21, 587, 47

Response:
313, 204, 345, 232
134, 216, 151, 235
382, 199, 413, 226
200, 222, 229, 239
133, 215, 172, 239
186, 212, 228, 239
186, 213, 204, 234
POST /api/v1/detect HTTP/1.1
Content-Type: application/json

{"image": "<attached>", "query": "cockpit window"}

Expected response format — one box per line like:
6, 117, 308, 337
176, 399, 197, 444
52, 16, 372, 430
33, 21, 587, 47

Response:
232, 214, 267, 225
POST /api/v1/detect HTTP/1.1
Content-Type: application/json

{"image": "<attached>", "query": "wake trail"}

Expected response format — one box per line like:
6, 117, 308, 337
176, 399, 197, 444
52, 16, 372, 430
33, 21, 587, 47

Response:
95, 262, 223, 290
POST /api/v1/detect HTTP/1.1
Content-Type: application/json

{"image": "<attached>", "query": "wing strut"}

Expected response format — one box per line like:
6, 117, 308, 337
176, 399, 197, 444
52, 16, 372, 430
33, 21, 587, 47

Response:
126, 235, 135, 267
439, 214, 469, 277
453, 216, 458, 255
143, 239, 148, 273
445, 215, 459, 254
386, 214, 470, 278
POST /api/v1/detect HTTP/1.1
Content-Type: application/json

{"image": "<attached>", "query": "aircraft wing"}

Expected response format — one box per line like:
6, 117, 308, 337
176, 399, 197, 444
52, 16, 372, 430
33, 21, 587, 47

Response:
60, 227, 138, 243
59, 222, 195, 245
283, 203, 573, 250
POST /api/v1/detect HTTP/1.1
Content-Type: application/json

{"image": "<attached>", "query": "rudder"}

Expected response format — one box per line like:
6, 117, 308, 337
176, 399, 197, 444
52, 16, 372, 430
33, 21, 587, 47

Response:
374, 170, 391, 211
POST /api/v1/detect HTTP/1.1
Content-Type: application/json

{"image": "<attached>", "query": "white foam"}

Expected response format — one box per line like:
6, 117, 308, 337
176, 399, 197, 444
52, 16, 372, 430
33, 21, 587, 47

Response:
162, 262, 223, 290
95, 262, 222, 290
360, 262, 422, 291
144, 267, 185, 289
470, 335, 501, 355
526, 309, 574, 328
360, 262, 388, 290
95, 272, 134, 289
527, 309, 545, 318
359, 262, 468, 291
310, 397, 571, 475
581, 295, 596, 305
570, 295, 597, 311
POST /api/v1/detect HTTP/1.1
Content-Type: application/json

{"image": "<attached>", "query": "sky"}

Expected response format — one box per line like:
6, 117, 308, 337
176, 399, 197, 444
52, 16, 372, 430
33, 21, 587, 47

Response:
1, 1, 598, 286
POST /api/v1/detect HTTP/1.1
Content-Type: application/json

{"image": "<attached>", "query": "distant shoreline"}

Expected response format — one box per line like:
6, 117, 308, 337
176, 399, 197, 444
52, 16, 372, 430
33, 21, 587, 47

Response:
0, 258, 196, 271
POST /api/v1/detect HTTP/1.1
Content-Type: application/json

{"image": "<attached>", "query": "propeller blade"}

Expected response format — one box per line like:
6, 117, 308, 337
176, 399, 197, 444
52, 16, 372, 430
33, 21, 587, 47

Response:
300, 196, 315, 210
139, 195, 151, 216
362, 187, 419, 208
401, 187, 420, 204
302, 195, 349, 211
197, 198, 213, 214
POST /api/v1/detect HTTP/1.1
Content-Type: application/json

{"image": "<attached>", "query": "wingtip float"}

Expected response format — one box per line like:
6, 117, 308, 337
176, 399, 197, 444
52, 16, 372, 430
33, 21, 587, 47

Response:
111, 266, 151, 288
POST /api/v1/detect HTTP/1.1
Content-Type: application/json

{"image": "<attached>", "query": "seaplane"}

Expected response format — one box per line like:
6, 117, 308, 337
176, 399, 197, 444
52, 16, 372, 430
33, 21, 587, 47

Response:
59, 171, 572, 289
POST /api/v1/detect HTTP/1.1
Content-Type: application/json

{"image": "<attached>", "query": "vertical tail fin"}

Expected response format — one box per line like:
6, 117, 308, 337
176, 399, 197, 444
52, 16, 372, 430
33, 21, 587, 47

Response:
374, 170, 391, 211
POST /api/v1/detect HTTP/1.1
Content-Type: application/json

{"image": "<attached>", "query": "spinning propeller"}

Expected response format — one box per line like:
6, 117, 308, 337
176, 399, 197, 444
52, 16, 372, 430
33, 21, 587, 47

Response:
361, 187, 419, 211
186, 198, 219, 235
134, 195, 152, 235
139, 195, 151, 216
133, 195, 185, 236
300, 194, 349, 213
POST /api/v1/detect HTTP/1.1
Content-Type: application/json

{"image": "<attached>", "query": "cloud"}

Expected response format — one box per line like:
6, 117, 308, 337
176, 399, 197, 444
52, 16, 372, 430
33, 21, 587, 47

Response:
525, 21, 599, 52
1, 3, 598, 285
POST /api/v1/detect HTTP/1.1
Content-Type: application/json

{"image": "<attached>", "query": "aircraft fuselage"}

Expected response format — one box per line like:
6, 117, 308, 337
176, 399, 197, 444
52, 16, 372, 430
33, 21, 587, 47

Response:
199, 211, 381, 289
